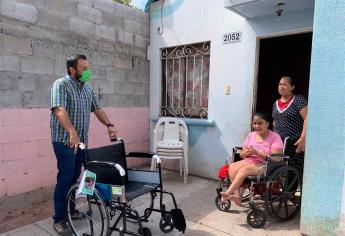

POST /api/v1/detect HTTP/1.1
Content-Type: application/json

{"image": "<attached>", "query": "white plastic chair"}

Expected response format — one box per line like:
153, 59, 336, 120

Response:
151, 117, 189, 183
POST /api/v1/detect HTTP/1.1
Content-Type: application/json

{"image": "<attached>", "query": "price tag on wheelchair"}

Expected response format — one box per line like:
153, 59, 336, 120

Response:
112, 185, 126, 202
76, 170, 96, 197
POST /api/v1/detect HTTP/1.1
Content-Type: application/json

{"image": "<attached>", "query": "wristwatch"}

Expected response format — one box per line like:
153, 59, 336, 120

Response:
106, 123, 114, 128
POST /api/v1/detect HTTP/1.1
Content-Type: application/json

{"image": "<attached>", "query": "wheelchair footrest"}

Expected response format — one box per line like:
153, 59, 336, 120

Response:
171, 208, 186, 233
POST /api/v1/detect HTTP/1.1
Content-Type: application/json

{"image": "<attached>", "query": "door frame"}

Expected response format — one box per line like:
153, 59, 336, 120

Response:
251, 27, 313, 118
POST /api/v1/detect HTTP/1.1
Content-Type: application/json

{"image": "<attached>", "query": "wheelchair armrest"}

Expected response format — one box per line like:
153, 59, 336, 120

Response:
233, 147, 243, 152
86, 161, 126, 176
127, 152, 155, 158
267, 154, 289, 162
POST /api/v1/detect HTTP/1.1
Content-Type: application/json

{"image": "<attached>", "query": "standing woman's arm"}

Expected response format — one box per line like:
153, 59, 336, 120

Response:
295, 106, 308, 153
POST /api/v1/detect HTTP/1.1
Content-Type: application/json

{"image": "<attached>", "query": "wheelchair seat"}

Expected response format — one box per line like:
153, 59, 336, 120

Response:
246, 175, 266, 181
125, 181, 158, 201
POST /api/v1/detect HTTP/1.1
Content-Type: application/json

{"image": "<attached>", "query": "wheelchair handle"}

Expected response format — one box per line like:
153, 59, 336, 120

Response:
115, 164, 126, 176
111, 137, 122, 142
78, 143, 86, 150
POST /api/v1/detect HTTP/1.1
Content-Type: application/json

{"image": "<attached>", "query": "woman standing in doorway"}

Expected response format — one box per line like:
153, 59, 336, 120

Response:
272, 76, 308, 175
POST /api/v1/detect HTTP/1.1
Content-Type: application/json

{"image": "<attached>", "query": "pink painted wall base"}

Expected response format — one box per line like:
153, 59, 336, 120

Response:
0, 107, 150, 196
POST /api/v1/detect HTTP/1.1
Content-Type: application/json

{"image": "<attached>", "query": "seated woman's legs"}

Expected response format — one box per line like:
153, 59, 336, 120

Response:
228, 160, 248, 201
221, 163, 261, 206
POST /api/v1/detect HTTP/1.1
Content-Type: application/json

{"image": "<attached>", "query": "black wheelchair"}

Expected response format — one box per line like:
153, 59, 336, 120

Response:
66, 139, 186, 236
215, 138, 303, 228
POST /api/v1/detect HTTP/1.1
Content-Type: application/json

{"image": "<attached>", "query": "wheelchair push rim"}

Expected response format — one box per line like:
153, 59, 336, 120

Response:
66, 184, 109, 236
266, 166, 302, 220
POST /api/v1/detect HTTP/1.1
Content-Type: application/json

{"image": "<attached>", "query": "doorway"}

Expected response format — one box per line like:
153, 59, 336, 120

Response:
255, 32, 312, 117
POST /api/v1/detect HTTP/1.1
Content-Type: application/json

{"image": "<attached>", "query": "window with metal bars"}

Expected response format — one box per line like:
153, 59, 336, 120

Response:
160, 41, 210, 119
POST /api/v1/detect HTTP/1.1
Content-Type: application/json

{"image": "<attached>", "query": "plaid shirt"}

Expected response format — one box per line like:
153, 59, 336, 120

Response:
50, 75, 101, 144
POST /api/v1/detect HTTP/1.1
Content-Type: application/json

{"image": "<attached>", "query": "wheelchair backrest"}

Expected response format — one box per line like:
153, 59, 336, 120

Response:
231, 147, 243, 163
283, 137, 296, 155
85, 141, 128, 186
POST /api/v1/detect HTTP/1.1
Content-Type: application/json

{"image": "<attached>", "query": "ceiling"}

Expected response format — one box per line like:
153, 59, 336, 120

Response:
225, 0, 315, 18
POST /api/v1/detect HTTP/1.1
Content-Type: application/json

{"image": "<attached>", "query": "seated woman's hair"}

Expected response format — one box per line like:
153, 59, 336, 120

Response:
254, 111, 271, 123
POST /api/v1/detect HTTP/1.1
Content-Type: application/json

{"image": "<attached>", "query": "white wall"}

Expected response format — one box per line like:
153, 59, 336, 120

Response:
149, 0, 314, 179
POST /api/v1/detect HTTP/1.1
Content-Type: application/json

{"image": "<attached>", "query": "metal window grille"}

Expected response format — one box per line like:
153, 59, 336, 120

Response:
160, 41, 210, 119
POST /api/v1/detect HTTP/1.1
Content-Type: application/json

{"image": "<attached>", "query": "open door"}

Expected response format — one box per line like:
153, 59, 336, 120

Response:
255, 32, 312, 117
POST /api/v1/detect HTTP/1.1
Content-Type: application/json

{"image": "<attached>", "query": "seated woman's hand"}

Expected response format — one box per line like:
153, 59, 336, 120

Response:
241, 148, 251, 158
248, 146, 267, 159
248, 147, 259, 156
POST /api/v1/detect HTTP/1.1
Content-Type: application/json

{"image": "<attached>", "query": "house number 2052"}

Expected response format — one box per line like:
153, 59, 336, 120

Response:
222, 32, 242, 44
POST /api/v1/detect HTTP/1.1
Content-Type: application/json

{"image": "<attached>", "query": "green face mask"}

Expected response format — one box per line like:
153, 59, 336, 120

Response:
79, 69, 92, 83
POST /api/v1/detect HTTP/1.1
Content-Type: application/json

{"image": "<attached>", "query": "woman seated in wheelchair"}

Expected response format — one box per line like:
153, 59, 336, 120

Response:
221, 112, 283, 206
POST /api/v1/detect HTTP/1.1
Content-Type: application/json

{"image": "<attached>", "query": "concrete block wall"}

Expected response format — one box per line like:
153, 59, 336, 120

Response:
0, 0, 150, 196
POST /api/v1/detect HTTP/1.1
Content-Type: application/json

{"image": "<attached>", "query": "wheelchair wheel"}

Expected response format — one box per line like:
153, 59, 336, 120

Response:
266, 166, 302, 220
67, 184, 109, 236
159, 213, 175, 233
247, 209, 267, 228
215, 196, 231, 212
139, 227, 152, 236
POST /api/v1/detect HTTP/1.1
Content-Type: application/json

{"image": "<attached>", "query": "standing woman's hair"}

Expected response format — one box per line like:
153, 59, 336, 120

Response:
281, 76, 295, 86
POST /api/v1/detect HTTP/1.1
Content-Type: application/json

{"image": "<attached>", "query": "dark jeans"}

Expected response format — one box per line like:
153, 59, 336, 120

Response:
52, 142, 83, 223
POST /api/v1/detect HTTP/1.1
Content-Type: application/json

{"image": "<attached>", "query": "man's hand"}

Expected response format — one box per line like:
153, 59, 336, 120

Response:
108, 126, 118, 141
69, 130, 80, 154
53, 107, 80, 154
294, 136, 305, 153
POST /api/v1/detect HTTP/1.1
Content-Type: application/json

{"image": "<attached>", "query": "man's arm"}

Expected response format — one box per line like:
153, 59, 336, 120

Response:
53, 107, 80, 150
94, 109, 118, 140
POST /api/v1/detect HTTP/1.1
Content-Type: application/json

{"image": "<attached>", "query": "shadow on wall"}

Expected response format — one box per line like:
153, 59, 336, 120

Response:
189, 125, 231, 157
187, 124, 232, 179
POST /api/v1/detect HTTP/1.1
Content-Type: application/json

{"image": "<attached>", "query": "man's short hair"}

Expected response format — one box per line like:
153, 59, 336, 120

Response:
66, 54, 87, 75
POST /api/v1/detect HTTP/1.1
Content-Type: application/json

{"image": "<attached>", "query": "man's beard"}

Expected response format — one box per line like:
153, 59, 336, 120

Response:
75, 71, 82, 80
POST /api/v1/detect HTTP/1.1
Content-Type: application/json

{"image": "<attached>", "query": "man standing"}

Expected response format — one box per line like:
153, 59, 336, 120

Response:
50, 54, 117, 234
